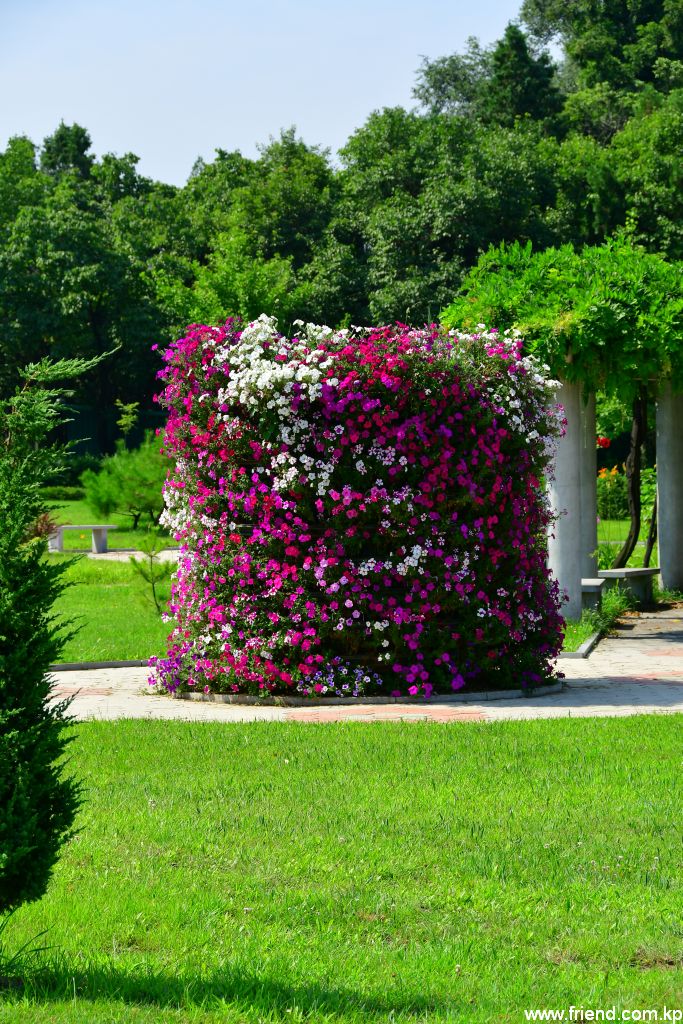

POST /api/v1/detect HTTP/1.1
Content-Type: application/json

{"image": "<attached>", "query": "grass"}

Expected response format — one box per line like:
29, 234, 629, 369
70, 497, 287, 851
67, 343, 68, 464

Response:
47, 499, 176, 552
562, 584, 635, 653
51, 556, 170, 663
2, 716, 683, 1022
597, 519, 658, 569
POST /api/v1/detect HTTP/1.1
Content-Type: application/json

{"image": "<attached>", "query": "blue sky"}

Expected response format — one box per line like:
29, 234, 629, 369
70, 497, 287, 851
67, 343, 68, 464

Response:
3, 0, 525, 185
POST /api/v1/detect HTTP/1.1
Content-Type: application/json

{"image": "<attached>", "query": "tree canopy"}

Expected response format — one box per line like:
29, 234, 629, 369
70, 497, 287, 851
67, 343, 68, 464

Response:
1, 0, 682, 454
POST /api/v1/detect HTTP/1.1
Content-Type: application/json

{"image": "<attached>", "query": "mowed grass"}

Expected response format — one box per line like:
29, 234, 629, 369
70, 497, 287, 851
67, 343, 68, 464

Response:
50, 556, 171, 663
47, 499, 177, 552
597, 519, 658, 569
3, 717, 683, 1023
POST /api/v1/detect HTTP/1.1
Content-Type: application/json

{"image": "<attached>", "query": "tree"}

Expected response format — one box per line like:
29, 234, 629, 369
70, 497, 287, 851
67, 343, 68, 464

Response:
520, 0, 683, 92
414, 37, 493, 117
81, 432, 167, 529
0, 136, 46, 224
610, 89, 683, 258
414, 24, 562, 131
480, 24, 563, 128
0, 173, 168, 449
331, 110, 564, 323
40, 122, 94, 180
0, 356, 95, 915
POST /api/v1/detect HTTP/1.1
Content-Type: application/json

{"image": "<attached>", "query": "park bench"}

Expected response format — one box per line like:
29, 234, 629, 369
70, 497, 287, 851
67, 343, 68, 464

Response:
47, 524, 118, 554
581, 577, 607, 611
598, 566, 660, 605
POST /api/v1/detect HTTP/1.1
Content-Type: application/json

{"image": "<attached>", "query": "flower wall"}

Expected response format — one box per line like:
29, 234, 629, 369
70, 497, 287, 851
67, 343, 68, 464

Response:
152, 316, 565, 700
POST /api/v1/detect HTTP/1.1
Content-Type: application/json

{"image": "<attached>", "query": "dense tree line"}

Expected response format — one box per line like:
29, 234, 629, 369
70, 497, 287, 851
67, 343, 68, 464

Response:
1, 0, 681, 453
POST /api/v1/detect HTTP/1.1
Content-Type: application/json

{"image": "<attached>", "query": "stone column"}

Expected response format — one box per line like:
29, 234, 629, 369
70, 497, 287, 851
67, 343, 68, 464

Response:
656, 383, 683, 591
548, 380, 583, 620
579, 387, 597, 580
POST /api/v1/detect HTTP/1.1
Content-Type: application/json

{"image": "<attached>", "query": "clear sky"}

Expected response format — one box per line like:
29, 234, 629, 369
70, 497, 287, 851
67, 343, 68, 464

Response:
3, 0, 525, 186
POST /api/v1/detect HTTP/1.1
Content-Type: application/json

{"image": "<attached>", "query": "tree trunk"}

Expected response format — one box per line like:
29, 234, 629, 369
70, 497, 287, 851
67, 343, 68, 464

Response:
612, 388, 647, 569
643, 494, 657, 568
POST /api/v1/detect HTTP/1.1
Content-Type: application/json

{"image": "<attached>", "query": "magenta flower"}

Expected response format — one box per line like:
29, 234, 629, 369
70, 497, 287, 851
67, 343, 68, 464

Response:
151, 316, 564, 700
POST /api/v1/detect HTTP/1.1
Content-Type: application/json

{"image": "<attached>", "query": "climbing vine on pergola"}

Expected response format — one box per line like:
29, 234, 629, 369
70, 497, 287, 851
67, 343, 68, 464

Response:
442, 234, 683, 567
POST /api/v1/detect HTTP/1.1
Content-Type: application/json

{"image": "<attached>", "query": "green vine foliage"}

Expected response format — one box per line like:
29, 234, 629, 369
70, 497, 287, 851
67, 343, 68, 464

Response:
441, 235, 683, 401
0, 356, 98, 914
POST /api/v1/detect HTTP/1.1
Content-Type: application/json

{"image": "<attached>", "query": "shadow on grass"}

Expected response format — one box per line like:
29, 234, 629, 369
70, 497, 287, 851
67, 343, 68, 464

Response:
15, 957, 446, 1019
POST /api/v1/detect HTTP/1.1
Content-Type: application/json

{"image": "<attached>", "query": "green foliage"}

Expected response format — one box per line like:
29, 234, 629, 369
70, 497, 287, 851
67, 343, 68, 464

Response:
332, 111, 567, 323
595, 390, 632, 439
114, 399, 139, 438
2, 0, 683, 439
562, 580, 635, 650
40, 486, 85, 502
81, 433, 167, 530
442, 236, 683, 398
40, 122, 94, 180
0, 356, 93, 915
128, 529, 174, 615
414, 24, 562, 131
155, 229, 299, 331
640, 465, 657, 522
562, 82, 636, 141
0, 173, 168, 448
610, 89, 683, 258
597, 468, 629, 520
521, 0, 683, 92
482, 23, 562, 129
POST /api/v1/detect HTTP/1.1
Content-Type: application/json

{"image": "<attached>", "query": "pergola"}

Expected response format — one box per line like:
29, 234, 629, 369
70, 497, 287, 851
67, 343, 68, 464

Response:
548, 381, 683, 620
441, 236, 683, 623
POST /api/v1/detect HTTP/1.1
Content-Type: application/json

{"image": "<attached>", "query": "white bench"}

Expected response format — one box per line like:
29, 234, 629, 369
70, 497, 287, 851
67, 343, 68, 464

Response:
48, 524, 118, 554
598, 567, 660, 605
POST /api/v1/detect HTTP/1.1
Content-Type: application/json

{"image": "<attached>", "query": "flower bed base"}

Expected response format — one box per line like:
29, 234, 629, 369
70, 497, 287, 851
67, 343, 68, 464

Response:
170, 681, 563, 706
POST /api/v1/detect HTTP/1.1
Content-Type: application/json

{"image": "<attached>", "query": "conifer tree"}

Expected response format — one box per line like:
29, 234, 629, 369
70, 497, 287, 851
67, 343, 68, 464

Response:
0, 357, 96, 913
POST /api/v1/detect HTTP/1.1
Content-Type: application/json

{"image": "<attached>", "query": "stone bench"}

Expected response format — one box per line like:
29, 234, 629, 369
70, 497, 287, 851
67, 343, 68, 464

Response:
598, 567, 660, 605
48, 524, 118, 554
581, 577, 607, 611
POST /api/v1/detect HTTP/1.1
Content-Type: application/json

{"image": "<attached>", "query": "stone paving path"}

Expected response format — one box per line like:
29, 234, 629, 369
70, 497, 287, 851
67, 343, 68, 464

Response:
49, 607, 683, 724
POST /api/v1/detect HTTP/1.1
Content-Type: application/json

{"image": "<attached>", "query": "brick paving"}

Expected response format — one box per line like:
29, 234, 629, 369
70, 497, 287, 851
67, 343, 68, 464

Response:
49, 607, 683, 724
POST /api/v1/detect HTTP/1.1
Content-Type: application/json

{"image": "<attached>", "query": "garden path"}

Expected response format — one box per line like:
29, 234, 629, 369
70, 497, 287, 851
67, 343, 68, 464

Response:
49, 607, 683, 724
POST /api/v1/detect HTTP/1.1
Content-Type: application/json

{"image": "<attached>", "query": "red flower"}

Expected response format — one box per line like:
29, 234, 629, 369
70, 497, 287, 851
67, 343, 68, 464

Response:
596, 436, 611, 449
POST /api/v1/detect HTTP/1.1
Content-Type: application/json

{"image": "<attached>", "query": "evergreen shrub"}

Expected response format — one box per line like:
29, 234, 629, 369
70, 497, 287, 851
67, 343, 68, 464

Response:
0, 360, 83, 913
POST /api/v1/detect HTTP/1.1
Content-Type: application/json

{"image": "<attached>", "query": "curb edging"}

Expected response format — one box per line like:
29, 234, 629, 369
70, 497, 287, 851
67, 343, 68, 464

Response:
170, 681, 564, 707
50, 659, 149, 671
559, 631, 601, 660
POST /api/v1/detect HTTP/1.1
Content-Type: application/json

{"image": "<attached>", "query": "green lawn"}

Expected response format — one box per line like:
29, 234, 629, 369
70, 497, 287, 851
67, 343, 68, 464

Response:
597, 519, 658, 569
47, 499, 177, 552
3, 716, 682, 1022
51, 556, 170, 663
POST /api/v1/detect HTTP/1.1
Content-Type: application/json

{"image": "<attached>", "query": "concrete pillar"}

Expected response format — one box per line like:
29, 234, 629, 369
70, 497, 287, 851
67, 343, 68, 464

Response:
579, 387, 598, 580
656, 383, 683, 591
548, 380, 583, 620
